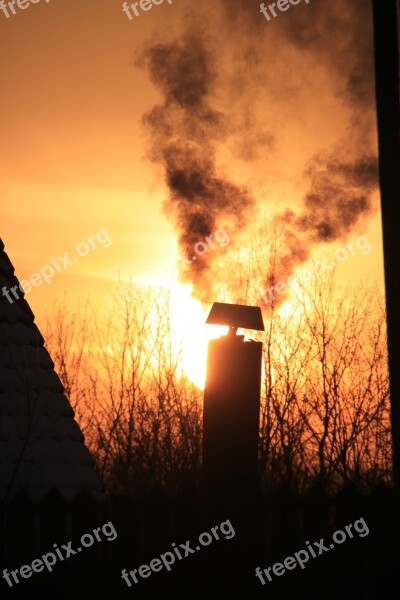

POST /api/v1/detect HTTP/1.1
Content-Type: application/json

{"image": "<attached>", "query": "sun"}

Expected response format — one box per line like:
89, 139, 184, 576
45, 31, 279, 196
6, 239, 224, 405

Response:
168, 283, 227, 389
116, 273, 226, 389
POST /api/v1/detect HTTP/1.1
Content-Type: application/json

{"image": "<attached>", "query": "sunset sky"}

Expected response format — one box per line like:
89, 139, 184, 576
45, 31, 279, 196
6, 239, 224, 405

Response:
0, 0, 385, 385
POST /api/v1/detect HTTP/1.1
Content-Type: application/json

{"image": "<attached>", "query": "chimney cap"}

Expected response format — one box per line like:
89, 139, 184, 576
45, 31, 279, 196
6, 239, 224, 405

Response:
206, 302, 265, 332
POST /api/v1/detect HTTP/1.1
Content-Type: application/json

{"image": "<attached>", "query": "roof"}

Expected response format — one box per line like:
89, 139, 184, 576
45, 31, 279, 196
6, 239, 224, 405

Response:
0, 238, 104, 502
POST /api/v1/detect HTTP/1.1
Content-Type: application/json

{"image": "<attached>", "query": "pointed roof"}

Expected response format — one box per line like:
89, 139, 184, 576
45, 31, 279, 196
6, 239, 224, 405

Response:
0, 238, 104, 502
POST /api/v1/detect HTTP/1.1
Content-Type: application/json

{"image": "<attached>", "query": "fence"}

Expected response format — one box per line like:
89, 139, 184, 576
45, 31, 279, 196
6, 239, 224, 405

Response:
0, 484, 398, 599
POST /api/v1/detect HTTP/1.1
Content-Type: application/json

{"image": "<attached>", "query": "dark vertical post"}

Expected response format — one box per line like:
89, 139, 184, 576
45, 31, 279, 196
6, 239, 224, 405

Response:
202, 334, 262, 495
372, 0, 400, 490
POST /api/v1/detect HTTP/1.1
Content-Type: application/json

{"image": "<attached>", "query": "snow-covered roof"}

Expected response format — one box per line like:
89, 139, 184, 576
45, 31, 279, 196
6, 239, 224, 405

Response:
0, 238, 104, 502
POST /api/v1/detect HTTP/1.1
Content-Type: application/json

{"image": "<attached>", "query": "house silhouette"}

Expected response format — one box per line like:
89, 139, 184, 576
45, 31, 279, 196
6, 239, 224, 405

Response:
0, 238, 104, 503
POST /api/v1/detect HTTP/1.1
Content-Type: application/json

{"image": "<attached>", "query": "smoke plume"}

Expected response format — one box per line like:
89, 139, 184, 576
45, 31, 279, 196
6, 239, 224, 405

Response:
140, 0, 378, 304
140, 31, 255, 302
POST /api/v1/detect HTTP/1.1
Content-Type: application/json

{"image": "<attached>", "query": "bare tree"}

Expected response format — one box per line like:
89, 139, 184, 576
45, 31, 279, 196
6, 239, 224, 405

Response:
41, 253, 391, 495
224, 223, 391, 492
42, 299, 93, 435
67, 283, 203, 496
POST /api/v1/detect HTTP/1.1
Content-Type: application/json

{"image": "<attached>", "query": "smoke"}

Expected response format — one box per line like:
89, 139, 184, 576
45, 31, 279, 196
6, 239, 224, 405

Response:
298, 153, 378, 243
217, 0, 378, 292
140, 30, 255, 301
140, 0, 378, 304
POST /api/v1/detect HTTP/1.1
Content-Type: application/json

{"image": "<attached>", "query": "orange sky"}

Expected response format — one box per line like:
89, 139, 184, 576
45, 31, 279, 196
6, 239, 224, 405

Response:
0, 0, 386, 382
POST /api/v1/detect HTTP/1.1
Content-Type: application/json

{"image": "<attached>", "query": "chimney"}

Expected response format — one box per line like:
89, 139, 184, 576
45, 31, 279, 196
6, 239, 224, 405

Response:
202, 302, 264, 495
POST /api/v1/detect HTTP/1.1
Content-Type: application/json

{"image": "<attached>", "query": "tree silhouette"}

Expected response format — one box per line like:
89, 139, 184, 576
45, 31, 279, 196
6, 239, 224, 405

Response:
41, 268, 391, 495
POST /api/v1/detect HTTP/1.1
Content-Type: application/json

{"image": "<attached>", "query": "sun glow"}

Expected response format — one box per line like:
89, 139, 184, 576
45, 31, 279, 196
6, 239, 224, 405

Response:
169, 283, 228, 389
121, 275, 227, 389
124, 267, 313, 390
